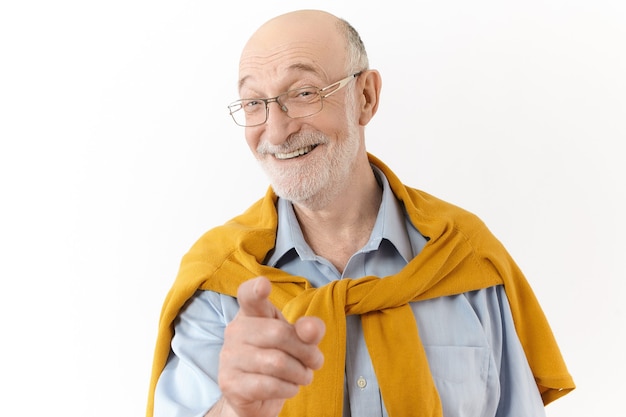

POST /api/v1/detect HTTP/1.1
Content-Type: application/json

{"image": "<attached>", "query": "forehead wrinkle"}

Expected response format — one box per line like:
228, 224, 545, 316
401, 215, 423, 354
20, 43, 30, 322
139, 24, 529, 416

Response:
238, 43, 332, 91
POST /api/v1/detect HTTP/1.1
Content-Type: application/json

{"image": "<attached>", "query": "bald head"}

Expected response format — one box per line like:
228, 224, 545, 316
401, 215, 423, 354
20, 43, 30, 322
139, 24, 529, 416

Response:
238, 10, 368, 92
245, 10, 341, 51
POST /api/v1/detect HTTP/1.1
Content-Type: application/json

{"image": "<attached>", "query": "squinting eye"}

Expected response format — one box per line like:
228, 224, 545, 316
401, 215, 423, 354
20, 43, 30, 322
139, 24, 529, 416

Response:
298, 87, 318, 97
286, 87, 319, 101
242, 99, 264, 112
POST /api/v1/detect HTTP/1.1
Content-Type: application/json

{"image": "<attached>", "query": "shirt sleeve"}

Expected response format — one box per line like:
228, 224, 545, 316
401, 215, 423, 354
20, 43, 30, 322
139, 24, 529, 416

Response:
466, 285, 547, 417
493, 286, 547, 416
153, 290, 239, 417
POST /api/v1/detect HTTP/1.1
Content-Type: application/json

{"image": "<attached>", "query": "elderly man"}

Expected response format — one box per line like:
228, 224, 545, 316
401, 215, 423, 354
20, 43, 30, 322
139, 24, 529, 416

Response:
147, 9, 574, 417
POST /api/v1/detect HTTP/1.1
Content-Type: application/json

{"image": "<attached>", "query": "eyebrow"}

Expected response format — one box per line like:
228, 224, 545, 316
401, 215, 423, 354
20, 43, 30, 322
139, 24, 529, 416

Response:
238, 63, 322, 91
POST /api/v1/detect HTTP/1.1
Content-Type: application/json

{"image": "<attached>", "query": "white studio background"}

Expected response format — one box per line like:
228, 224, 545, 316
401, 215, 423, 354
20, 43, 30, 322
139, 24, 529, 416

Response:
0, 1, 624, 416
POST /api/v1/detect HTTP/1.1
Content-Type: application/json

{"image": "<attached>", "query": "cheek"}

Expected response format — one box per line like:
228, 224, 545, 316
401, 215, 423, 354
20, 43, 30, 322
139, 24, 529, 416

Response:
310, 112, 347, 135
319, 102, 356, 132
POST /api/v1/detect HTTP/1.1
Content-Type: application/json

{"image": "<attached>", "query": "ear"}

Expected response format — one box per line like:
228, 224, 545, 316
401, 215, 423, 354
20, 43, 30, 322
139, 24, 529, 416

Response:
357, 70, 382, 126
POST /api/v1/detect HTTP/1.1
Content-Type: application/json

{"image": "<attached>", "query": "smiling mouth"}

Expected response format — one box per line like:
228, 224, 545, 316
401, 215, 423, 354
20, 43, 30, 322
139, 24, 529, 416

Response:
274, 145, 318, 160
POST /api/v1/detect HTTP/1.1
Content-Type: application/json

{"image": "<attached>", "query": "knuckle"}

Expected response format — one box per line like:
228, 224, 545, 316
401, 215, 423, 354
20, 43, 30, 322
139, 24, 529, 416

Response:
218, 371, 237, 395
261, 349, 290, 374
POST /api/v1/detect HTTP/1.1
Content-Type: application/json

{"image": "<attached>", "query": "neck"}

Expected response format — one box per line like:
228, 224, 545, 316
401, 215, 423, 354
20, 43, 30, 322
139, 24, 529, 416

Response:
293, 160, 382, 273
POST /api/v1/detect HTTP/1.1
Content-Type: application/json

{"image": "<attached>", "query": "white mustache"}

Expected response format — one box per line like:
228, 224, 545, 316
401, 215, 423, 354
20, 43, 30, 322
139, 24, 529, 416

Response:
257, 132, 328, 155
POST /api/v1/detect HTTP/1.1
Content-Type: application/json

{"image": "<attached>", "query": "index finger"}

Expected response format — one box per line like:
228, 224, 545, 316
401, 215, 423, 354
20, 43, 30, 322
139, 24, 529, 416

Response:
237, 276, 282, 319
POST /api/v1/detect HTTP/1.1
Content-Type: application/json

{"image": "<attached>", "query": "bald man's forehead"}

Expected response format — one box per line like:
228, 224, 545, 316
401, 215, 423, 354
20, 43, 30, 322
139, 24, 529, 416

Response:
238, 41, 345, 93
238, 62, 322, 92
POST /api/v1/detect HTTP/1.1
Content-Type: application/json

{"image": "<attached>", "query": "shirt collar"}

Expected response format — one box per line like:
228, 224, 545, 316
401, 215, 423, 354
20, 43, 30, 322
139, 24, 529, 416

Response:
266, 165, 414, 267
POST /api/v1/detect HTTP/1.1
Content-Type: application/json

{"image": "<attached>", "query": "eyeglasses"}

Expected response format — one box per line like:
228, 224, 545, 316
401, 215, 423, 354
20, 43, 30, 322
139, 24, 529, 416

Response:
227, 72, 362, 127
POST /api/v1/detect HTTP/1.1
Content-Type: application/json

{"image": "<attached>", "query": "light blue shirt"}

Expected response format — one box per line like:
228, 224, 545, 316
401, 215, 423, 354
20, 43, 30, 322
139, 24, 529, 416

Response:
154, 167, 546, 417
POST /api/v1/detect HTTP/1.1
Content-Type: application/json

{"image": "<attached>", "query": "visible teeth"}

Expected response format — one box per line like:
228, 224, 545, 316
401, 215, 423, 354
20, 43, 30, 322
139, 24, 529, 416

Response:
275, 145, 315, 160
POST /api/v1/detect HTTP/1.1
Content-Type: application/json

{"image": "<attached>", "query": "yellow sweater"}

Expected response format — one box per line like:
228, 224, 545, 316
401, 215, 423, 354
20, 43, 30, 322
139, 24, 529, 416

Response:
147, 154, 574, 417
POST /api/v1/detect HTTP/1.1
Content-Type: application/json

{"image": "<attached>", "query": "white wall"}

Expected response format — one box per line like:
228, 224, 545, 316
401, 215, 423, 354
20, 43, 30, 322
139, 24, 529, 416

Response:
1, 1, 624, 415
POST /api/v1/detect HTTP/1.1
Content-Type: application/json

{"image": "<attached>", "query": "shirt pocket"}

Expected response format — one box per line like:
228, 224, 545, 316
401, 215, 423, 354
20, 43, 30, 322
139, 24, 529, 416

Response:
423, 345, 494, 417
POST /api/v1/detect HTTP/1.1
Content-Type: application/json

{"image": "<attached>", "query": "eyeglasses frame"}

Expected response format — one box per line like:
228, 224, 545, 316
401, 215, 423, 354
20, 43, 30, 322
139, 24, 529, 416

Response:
228, 71, 363, 127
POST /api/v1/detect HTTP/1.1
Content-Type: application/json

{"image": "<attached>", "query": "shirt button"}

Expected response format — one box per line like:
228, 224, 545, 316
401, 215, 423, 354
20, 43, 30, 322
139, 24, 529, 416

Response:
356, 376, 367, 390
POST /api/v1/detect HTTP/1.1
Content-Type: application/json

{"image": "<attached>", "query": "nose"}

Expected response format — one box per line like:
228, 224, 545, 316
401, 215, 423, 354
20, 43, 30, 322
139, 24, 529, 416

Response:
265, 98, 290, 120
262, 100, 297, 146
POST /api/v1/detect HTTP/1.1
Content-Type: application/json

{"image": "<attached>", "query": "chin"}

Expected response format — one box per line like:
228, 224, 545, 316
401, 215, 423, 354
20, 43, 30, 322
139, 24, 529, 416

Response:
271, 178, 338, 210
